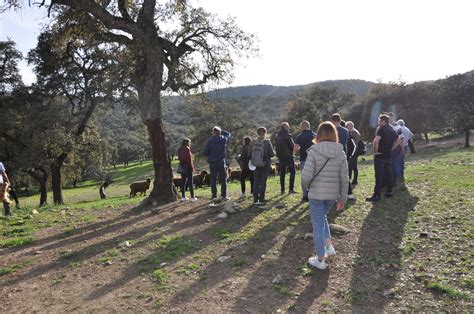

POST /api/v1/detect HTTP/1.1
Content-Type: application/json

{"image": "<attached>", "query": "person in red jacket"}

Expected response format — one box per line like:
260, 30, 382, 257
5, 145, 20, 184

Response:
177, 138, 197, 202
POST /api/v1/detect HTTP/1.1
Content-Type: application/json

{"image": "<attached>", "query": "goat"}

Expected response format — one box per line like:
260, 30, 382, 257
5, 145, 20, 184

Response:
193, 170, 208, 188
269, 164, 277, 177
129, 178, 152, 198
229, 169, 242, 182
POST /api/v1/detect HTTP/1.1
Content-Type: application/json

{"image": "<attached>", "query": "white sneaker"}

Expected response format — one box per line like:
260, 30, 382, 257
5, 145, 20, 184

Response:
221, 196, 230, 201
347, 194, 356, 200
308, 256, 328, 270
325, 245, 336, 257
190, 197, 198, 202
181, 197, 188, 202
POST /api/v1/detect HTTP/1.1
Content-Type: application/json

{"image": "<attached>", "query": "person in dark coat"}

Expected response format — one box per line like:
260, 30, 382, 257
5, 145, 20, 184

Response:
238, 136, 254, 198
178, 138, 197, 202
204, 126, 231, 201
275, 122, 296, 195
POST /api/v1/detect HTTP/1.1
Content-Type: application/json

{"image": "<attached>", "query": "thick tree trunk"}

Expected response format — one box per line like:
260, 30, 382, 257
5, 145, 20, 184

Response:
145, 117, 177, 203
51, 165, 63, 205
465, 128, 471, 148
51, 154, 67, 205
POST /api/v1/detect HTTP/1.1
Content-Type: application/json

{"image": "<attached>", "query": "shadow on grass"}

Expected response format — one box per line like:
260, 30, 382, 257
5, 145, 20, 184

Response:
3, 201, 213, 286
349, 187, 418, 312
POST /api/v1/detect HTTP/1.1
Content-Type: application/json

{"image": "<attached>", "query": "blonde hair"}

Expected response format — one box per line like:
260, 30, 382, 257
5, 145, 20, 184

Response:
315, 121, 339, 143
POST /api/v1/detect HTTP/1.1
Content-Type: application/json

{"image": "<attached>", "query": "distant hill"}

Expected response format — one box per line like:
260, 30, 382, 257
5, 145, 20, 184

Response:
207, 79, 375, 99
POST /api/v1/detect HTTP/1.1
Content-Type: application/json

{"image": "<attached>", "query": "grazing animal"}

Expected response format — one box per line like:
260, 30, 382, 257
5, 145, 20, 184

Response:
129, 178, 152, 197
295, 162, 301, 171
193, 170, 208, 188
173, 176, 182, 188
269, 164, 277, 177
229, 169, 242, 182
203, 173, 211, 186
275, 162, 280, 173
227, 167, 232, 179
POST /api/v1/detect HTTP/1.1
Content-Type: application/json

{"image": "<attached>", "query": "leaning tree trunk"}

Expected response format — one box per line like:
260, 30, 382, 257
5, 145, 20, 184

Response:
135, 42, 177, 205
145, 117, 177, 203
465, 128, 471, 148
26, 168, 48, 207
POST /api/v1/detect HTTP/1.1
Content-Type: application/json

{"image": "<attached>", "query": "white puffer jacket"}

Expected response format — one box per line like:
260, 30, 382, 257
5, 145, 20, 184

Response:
301, 141, 349, 202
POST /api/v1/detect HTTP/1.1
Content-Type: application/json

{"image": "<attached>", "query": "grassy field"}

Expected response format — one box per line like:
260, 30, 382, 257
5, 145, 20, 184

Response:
0, 137, 472, 312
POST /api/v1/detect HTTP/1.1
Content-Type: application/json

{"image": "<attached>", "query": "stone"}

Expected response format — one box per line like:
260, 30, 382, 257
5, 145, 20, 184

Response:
272, 274, 283, 284
118, 241, 131, 249
276, 202, 285, 209
224, 202, 236, 214
261, 254, 266, 259
419, 232, 429, 238
329, 224, 351, 235
383, 288, 397, 297
217, 212, 228, 219
304, 233, 313, 240
232, 203, 244, 211
159, 262, 167, 268
217, 255, 231, 263
26, 214, 33, 219
103, 260, 113, 266
31, 209, 39, 215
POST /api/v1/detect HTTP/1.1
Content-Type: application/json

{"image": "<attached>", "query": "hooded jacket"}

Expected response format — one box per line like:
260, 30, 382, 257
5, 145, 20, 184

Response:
301, 141, 349, 202
204, 130, 231, 164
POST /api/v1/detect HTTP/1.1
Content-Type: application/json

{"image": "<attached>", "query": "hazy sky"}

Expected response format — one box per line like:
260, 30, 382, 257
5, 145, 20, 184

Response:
1, 0, 474, 87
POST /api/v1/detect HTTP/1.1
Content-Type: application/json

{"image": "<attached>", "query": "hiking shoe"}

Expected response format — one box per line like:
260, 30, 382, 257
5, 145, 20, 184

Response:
181, 197, 189, 202
351, 181, 358, 186
221, 196, 231, 201
347, 194, 356, 200
325, 245, 336, 257
301, 196, 309, 203
385, 192, 394, 198
308, 256, 328, 270
288, 190, 297, 194
366, 195, 381, 202
211, 196, 220, 202
190, 197, 198, 202
253, 201, 262, 205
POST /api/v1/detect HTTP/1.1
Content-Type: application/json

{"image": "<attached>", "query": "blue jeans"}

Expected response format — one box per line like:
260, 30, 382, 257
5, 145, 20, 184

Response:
309, 199, 335, 258
279, 156, 296, 192
300, 160, 307, 197
391, 148, 403, 185
209, 160, 227, 198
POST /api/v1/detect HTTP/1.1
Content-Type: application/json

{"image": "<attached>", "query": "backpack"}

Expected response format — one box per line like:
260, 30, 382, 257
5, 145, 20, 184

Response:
251, 140, 265, 167
355, 140, 367, 156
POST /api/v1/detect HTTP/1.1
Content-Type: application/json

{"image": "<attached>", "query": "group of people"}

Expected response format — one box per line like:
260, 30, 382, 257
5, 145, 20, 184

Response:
176, 112, 413, 270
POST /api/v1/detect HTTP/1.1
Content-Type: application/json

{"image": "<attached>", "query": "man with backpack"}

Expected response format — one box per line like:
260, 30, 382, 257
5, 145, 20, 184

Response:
275, 122, 297, 195
250, 126, 275, 205
204, 126, 231, 201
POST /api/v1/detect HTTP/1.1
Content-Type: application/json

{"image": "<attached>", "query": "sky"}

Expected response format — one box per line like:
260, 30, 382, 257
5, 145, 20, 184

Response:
1, 0, 474, 88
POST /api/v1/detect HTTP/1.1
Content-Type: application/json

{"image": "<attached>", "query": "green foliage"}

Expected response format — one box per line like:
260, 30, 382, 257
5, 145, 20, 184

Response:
0, 236, 34, 248
152, 269, 167, 285
427, 282, 472, 300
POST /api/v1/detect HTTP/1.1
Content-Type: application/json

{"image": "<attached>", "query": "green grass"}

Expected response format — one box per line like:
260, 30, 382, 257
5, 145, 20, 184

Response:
152, 269, 168, 286
427, 282, 473, 301
0, 236, 34, 248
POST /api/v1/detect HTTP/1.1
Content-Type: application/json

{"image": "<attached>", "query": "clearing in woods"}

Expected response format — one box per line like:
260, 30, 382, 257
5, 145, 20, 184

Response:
0, 137, 472, 312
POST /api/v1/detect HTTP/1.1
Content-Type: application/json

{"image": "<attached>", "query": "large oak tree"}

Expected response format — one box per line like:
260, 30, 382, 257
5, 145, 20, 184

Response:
4, 0, 257, 204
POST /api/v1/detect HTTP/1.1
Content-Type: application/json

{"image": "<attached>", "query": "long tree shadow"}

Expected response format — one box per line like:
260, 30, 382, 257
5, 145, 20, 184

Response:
157, 201, 300, 308
349, 189, 418, 312
0, 201, 178, 258
4, 202, 213, 286
86, 200, 284, 301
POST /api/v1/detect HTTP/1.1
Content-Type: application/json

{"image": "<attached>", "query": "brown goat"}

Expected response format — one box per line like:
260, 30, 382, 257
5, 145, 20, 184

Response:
269, 164, 277, 177
193, 170, 208, 188
129, 178, 152, 197
295, 161, 301, 171
229, 169, 242, 182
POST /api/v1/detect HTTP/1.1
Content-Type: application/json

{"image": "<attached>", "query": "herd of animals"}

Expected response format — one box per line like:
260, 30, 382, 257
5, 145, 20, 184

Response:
129, 161, 302, 197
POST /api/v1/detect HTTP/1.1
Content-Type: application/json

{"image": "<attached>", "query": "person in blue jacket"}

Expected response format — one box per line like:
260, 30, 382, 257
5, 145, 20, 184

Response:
204, 126, 231, 201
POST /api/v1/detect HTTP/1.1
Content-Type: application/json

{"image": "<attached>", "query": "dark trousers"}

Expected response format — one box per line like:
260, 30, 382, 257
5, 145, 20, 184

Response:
374, 157, 393, 197
3, 200, 10, 216
240, 168, 254, 194
180, 169, 194, 198
253, 163, 270, 202
209, 160, 227, 198
348, 156, 359, 183
279, 157, 296, 192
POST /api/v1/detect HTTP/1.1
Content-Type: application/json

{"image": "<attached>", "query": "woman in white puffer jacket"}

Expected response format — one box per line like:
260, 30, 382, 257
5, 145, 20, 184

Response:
302, 121, 349, 270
